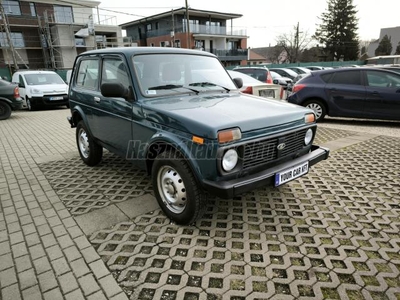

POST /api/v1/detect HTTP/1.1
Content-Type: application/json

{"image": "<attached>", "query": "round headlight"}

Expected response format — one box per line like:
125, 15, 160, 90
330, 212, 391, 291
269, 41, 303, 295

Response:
222, 149, 238, 172
304, 128, 313, 145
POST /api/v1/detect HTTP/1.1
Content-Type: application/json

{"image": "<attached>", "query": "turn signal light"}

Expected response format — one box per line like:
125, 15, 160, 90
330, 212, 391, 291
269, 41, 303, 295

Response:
218, 128, 242, 144
305, 113, 316, 123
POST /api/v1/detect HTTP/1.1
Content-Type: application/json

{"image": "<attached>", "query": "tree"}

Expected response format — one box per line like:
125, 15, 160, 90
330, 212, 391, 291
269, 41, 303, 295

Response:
314, 0, 359, 61
394, 41, 400, 55
276, 23, 312, 63
375, 35, 392, 56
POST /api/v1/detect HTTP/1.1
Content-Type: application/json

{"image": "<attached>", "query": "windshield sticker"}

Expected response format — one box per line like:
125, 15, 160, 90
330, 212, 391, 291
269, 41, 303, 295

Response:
146, 90, 157, 95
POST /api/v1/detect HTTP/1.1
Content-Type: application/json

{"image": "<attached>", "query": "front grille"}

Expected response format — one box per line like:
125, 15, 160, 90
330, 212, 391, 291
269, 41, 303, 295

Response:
242, 129, 308, 170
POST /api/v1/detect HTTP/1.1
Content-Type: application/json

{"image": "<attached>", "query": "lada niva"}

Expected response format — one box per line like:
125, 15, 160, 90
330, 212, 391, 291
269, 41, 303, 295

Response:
67, 47, 329, 224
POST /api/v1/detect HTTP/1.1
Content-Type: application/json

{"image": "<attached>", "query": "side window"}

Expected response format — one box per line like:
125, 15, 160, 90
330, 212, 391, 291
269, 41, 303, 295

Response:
101, 58, 130, 88
18, 75, 25, 87
366, 70, 400, 87
330, 71, 361, 85
76, 59, 99, 90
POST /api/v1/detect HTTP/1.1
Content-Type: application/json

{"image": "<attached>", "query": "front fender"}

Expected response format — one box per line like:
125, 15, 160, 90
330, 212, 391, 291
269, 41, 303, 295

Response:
69, 106, 95, 137
143, 131, 212, 183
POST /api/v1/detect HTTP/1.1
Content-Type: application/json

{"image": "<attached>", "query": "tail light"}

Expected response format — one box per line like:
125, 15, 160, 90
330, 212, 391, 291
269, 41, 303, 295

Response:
266, 71, 273, 84
13, 86, 20, 99
241, 86, 253, 94
292, 84, 306, 93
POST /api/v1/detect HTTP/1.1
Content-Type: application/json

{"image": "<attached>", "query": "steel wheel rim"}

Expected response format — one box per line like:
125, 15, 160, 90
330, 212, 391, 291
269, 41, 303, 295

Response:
78, 128, 90, 158
157, 166, 187, 214
306, 103, 322, 119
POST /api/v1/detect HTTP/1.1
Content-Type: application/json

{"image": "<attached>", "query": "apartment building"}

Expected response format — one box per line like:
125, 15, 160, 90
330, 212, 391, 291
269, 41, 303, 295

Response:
121, 7, 248, 67
0, 0, 126, 71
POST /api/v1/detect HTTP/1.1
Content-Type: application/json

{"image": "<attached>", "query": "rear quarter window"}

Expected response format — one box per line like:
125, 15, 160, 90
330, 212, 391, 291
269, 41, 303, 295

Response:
329, 70, 361, 85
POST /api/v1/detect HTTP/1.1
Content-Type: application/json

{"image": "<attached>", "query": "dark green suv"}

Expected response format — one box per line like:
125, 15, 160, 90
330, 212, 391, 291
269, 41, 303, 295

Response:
67, 47, 329, 224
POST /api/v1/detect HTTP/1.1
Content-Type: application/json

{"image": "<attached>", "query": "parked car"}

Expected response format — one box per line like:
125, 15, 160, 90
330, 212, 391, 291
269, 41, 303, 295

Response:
228, 70, 283, 100
233, 66, 274, 84
270, 71, 293, 88
12, 70, 69, 111
375, 66, 400, 74
0, 79, 23, 120
269, 68, 298, 80
304, 66, 325, 71
67, 47, 329, 224
288, 68, 400, 121
287, 67, 311, 75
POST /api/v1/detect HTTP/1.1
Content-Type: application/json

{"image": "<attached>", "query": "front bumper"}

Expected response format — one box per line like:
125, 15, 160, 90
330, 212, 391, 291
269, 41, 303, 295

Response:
202, 145, 329, 199
31, 95, 68, 106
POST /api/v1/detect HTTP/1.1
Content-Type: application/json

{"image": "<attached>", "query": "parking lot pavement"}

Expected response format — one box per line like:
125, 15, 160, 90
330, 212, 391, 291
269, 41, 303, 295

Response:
1, 109, 399, 300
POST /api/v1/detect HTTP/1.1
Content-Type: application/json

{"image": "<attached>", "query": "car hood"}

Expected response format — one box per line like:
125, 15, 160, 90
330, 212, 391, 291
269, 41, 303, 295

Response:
142, 92, 311, 139
29, 84, 68, 93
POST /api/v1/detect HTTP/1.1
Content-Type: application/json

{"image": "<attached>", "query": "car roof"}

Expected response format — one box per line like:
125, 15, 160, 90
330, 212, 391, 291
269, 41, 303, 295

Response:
78, 46, 216, 58
13, 70, 57, 75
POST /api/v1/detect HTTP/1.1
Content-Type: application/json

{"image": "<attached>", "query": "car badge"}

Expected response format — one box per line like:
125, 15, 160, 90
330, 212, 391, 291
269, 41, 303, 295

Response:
277, 143, 286, 150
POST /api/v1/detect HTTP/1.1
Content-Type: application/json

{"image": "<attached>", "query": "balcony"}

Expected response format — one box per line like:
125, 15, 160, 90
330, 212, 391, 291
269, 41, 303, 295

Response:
206, 48, 248, 61
146, 25, 247, 38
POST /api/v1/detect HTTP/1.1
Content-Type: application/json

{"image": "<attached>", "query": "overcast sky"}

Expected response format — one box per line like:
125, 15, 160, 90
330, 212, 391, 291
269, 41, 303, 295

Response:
97, 0, 399, 48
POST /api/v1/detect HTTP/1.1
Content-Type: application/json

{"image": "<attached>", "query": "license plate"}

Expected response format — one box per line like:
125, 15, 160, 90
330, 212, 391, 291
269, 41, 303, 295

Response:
259, 89, 275, 98
49, 96, 63, 100
274, 161, 309, 187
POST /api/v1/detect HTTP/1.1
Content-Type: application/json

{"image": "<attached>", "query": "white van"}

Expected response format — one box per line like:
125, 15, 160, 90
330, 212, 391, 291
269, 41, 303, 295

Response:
12, 70, 69, 110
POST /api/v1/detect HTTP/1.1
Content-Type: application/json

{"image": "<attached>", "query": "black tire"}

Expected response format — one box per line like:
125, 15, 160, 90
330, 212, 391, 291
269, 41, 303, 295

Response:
26, 98, 35, 111
66, 102, 70, 109
303, 99, 326, 122
0, 102, 12, 120
152, 150, 207, 225
76, 120, 103, 166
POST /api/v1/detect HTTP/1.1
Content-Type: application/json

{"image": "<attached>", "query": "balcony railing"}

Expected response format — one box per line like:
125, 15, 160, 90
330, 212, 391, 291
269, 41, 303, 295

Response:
205, 48, 248, 57
146, 25, 247, 38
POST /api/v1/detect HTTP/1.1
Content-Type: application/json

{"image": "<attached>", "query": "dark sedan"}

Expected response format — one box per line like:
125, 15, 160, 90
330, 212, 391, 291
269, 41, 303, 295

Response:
287, 68, 400, 121
0, 79, 23, 120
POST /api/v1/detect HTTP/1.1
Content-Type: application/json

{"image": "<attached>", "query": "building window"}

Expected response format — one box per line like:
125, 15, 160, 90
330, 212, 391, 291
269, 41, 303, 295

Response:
150, 43, 155, 47
155, 22, 159, 30
29, 3, 36, 16
174, 40, 181, 48
54, 5, 73, 23
75, 37, 86, 47
3, 0, 21, 15
160, 41, 165, 47
146, 24, 152, 31
0, 32, 25, 47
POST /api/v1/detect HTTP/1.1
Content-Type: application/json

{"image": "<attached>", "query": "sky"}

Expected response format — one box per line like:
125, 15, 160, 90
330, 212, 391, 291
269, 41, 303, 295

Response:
96, 0, 400, 48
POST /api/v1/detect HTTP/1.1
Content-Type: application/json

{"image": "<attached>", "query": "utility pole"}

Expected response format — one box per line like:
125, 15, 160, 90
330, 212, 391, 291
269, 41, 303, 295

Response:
185, 0, 191, 49
295, 22, 299, 63
0, 0, 19, 72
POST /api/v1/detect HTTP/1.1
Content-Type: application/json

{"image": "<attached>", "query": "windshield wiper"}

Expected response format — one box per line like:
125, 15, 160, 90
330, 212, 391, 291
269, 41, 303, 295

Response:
189, 82, 230, 92
148, 84, 199, 94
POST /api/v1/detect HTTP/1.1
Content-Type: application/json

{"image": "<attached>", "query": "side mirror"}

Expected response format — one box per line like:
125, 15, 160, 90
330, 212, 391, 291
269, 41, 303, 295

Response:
233, 78, 243, 89
101, 82, 129, 100
273, 79, 279, 85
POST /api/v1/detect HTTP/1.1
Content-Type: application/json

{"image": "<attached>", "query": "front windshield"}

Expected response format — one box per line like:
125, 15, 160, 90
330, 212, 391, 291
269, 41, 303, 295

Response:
133, 53, 237, 97
25, 74, 65, 85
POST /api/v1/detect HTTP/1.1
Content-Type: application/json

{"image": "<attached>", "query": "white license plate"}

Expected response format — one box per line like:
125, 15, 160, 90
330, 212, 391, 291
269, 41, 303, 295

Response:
274, 161, 309, 187
49, 96, 63, 100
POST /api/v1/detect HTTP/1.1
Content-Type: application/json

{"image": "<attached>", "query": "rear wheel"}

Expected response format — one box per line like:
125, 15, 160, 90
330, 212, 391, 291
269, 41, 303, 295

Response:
304, 99, 326, 121
0, 102, 12, 120
152, 150, 207, 225
76, 121, 103, 166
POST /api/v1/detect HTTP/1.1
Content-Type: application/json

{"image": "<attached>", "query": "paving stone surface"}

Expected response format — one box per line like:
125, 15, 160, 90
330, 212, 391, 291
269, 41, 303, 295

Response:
2, 109, 400, 300
85, 135, 400, 300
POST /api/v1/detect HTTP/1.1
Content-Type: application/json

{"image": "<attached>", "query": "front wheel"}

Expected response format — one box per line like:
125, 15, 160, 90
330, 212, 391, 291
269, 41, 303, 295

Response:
26, 98, 35, 111
0, 102, 12, 120
76, 121, 103, 166
152, 150, 207, 225
304, 99, 326, 121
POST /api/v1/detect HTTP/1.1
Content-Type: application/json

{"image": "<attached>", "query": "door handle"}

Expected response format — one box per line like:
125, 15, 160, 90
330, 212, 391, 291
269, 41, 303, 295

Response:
94, 97, 101, 103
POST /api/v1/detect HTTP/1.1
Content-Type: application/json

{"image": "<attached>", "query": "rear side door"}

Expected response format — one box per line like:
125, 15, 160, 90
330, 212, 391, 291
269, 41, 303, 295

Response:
363, 69, 400, 120
324, 70, 366, 117
92, 55, 133, 157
